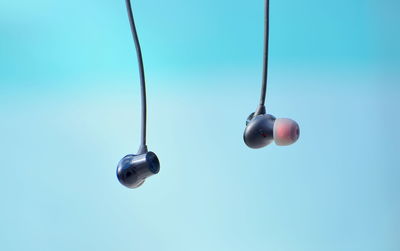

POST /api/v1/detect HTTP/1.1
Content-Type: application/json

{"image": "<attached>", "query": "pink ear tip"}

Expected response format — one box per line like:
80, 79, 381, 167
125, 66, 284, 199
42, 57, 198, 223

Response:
273, 118, 300, 146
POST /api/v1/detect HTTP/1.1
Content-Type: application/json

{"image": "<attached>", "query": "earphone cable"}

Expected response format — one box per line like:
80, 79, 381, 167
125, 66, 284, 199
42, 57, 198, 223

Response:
259, 0, 269, 107
125, 0, 147, 148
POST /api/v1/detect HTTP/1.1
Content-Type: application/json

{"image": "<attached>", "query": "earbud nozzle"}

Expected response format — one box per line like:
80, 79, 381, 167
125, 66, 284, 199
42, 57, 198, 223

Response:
273, 118, 300, 146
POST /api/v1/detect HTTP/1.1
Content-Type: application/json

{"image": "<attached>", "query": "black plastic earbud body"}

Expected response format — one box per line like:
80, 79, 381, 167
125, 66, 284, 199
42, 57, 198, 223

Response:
118, 0, 161, 189
116, 150, 160, 189
244, 112, 276, 148
244, 105, 300, 148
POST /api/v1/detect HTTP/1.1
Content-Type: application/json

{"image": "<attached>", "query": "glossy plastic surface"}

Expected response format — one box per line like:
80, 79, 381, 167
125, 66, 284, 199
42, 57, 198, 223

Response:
116, 151, 160, 189
243, 114, 276, 148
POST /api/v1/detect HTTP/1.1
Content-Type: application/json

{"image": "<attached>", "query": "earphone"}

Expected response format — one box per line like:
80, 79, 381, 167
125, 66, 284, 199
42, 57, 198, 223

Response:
116, 0, 160, 188
117, 0, 299, 189
243, 0, 300, 148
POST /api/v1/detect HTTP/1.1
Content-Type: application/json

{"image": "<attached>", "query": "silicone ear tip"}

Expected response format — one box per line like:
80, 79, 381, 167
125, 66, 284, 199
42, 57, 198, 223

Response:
273, 118, 300, 146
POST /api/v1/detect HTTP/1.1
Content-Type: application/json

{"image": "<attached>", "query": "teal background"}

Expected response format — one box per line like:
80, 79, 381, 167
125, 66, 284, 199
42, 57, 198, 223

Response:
0, 0, 399, 250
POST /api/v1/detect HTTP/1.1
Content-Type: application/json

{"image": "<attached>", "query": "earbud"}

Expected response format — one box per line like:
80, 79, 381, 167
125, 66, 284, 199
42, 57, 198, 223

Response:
242, 0, 300, 149
117, 151, 160, 189
243, 108, 300, 148
117, 0, 160, 189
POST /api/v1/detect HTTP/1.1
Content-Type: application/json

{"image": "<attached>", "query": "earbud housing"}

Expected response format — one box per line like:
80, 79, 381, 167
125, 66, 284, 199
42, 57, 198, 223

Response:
116, 151, 160, 188
244, 114, 276, 148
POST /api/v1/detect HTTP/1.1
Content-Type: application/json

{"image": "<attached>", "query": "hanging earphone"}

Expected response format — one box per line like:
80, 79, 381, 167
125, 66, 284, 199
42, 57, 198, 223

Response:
117, 0, 299, 189
243, 0, 300, 148
116, 0, 160, 189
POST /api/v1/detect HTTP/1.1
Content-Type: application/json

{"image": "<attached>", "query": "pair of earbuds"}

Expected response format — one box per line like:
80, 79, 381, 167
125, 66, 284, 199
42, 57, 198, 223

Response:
117, 0, 300, 189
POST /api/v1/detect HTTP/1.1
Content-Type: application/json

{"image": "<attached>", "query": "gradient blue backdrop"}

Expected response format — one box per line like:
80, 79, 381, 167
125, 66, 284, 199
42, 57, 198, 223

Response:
0, 0, 399, 250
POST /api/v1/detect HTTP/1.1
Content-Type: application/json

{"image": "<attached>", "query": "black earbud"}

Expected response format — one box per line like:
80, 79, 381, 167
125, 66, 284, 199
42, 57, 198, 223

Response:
243, 0, 299, 149
117, 151, 160, 188
117, 0, 160, 189
243, 108, 300, 149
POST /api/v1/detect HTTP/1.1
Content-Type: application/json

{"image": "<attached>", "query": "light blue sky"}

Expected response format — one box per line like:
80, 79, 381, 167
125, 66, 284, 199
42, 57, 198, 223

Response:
0, 0, 399, 251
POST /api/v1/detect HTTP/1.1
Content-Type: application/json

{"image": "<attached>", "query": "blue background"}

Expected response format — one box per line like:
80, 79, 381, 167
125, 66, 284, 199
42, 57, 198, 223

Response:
0, 0, 399, 250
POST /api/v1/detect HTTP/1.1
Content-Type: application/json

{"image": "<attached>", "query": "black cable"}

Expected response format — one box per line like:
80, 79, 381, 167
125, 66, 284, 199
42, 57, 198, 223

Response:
259, 0, 269, 107
125, 0, 147, 148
